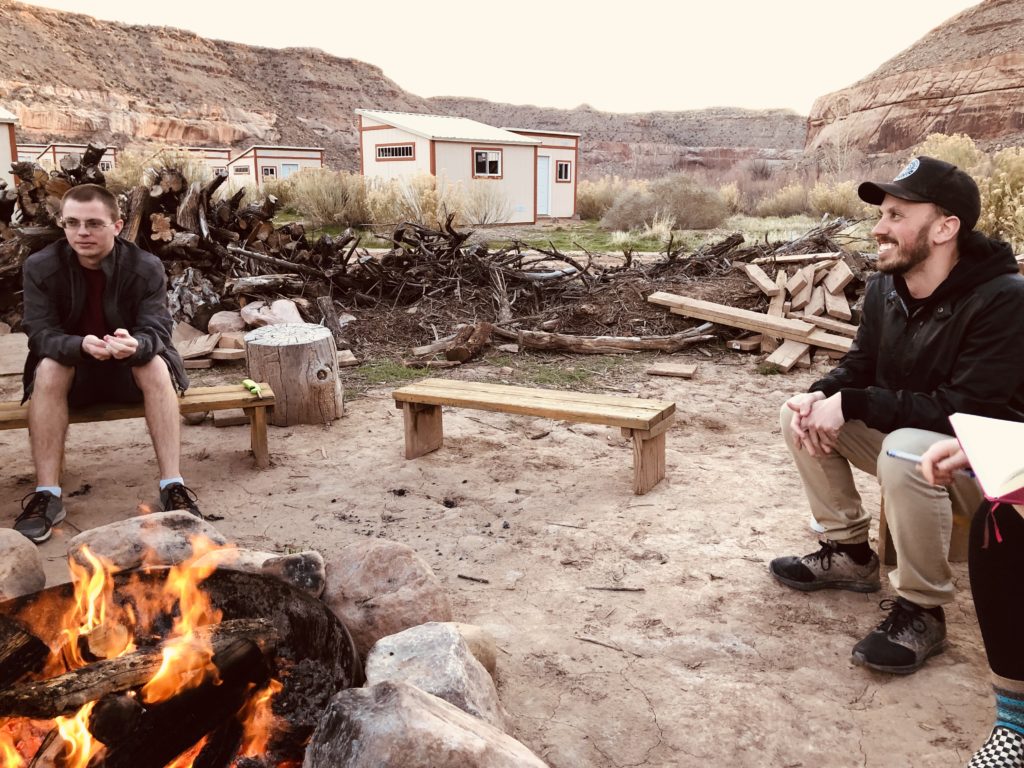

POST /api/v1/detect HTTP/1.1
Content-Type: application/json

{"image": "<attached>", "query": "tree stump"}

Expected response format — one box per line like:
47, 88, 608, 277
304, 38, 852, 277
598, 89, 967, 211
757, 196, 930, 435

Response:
245, 324, 343, 426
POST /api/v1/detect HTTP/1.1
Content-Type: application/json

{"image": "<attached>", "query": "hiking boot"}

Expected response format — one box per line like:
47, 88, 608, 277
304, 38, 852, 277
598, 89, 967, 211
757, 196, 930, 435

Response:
159, 483, 204, 519
769, 540, 880, 593
851, 597, 946, 674
14, 491, 67, 544
969, 726, 1024, 767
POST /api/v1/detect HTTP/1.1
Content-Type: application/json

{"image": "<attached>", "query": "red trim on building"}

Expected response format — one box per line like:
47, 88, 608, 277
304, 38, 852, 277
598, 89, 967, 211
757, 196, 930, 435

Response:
360, 124, 391, 132
573, 143, 579, 217
470, 146, 503, 180
429, 140, 436, 176
532, 145, 537, 224
555, 160, 572, 184
536, 143, 576, 150
253, 148, 260, 187
6, 125, 17, 185
374, 142, 416, 162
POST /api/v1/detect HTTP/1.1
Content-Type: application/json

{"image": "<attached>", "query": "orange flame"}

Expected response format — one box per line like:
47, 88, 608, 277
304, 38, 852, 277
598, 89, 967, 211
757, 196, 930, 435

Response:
238, 679, 284, 757
53, 546, 123, 672
0, 725, 25, 768
141, 536, 224, 704
54, 701, 101, 768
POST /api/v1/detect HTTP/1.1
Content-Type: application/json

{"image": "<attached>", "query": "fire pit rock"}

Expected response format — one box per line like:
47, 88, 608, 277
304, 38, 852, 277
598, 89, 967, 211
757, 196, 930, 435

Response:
365, 622, 510, 732
207, 309, 245, 332
194, 548, 326, 597
305, 680, 549, 768
446, 622, 498, 678
67, 510, 227, 570
322, 539, 453, 657
0, 529, 45, 600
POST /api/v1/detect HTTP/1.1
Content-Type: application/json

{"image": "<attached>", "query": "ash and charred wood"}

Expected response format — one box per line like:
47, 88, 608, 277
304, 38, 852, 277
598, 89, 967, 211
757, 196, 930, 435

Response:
0, 615, 49, 688
27, 728, 61, 768
446, 321, 493, 362
191, 717, 243, 768
89, 638, 270, 768
88, 693, 145, 746
227, 274, 304, 295
0, 618, 278, 719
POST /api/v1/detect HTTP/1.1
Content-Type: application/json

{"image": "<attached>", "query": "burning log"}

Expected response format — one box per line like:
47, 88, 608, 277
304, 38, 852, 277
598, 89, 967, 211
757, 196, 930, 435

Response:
0, 615, 49, 688
0, 618, 278, 719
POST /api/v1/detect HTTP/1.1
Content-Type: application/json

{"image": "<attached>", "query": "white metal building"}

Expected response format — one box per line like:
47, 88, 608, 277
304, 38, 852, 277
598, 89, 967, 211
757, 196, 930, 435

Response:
16, 144, 47, 163
35, 143, 118, 171
0, 107, 16, 188
225, 146, 324, 187
356, 109, 580, 223
159, 146, 232, 177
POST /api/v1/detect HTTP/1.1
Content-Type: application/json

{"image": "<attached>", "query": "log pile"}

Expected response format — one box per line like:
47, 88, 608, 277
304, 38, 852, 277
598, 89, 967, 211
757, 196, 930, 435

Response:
1, 144, 875, 367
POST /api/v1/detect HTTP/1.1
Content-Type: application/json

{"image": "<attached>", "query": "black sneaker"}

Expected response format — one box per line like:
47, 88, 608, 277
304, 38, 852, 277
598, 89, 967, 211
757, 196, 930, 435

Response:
769, 540, 880, 593
969, 726, 1024, 767
159, 483, 204, 519
851, 597, 946, 674
14, 491, 67, 544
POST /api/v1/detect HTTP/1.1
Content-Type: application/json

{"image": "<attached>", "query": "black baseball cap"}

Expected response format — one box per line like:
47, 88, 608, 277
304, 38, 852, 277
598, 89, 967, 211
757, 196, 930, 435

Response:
858, 155, 981, 232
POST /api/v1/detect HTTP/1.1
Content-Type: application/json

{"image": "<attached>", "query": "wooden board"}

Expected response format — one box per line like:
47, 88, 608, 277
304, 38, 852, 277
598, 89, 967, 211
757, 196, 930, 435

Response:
784, 269, 808, 297
337, 349, 359, 368
762, 271, 788, 354
788, 266, 816, 311
209, 348, 246, 361
213, 408, 251, 427
175, 333, 222, 360
646, 363, 697, 379
726, 335, 762, 352
218, 332, 246, 349
171, 322, 204, 345
805, 285, 826, 317
823, 260, 855, 294
393, 378, 675, 431
648, 292, 815, 338
739, 263, 780, 296
793, 314, 858, 337
0, 333, 28, 376
764, 339, 811, 372
805, 329, 853, 353
184, 358, 214, 369
751, 253, 842, 265
823, 287, 852, 321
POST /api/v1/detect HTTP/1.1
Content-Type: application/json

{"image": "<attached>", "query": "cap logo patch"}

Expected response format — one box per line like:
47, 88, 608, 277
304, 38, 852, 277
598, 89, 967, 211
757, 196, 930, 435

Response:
894, 158, 920, 181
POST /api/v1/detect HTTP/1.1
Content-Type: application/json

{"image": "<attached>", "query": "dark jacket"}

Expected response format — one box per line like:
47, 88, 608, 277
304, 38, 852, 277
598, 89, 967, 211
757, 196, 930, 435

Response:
809, 231, 1024, 435
21, 237, 188, 400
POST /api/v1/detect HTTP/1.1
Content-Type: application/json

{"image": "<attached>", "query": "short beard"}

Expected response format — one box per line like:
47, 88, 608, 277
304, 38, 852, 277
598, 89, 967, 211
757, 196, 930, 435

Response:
877, 225, 932, 276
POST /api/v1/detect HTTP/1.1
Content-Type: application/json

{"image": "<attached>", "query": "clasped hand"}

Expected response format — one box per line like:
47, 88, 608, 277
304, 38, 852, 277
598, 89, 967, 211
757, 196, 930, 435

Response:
82, 328, 138, 361
787, 391, 845, 457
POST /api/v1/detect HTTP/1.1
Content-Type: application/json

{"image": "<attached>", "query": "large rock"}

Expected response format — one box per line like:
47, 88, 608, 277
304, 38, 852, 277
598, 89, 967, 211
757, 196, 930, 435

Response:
321, 540, 452, 657
207, 310, 245, 333
446, 622, 498, 678
193, 548, 326, 598
67, 511, 227, 570
240, 299, 304, 328
365, 622, 509, 731
304, 681, 548, 768
0, 529, 46, 600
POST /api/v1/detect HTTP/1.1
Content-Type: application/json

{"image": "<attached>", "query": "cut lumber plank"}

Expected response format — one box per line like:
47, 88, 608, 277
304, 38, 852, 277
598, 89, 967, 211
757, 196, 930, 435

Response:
762, 271, 788, 354
751, 252, 842, 265
184, 358, 214, 369
171, 322, 204, 345
0, 333, 28, 376
792, 314, 858, 337
217, 332, 246, 349
727, 335, 762, 352
764, 339, 811, 372
209, 348, 246, 361
805, 285, 826, 317
646, 363, 697, 379
823, 260, 855, 294
337, 349, 359, 367
806, 329, 853, 353
824, 286, 852, 321
785, 269, 808, 297
811, 261, 834, 283
648, 292, 814, 338
789, 266, 816, 311
738, 263, 780, 296
175, 333, 222, 360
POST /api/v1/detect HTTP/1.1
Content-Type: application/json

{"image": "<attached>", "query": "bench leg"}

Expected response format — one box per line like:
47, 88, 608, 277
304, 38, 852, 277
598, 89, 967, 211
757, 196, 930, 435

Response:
630, 430, 666, 495
246, 406, 270, 469
878, 497, 969, 566
402, 402, 443, 459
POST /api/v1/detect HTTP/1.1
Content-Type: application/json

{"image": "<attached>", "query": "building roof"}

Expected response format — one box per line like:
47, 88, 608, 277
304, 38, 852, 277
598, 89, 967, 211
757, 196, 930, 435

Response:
356, 109, 541, 146
228, 145, 325, 160
503, 127, 581, 138
0, 106, 16, 122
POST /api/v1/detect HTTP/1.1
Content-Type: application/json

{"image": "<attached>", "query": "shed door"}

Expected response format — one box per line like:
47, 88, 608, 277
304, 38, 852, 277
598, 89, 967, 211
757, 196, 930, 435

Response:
536, 155, 550, 216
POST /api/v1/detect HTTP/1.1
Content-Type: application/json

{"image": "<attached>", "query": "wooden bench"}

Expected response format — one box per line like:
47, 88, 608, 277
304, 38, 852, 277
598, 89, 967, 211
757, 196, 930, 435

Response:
392, 378, 676, 495
0, 383, 276, 469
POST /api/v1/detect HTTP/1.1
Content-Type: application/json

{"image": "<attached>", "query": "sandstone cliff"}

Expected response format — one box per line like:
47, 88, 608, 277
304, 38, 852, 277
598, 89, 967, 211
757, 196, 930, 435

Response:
807, 0, 1024, 154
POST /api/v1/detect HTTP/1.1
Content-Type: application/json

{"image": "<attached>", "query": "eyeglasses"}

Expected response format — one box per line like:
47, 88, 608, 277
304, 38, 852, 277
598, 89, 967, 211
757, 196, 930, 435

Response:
59, 218, 116, 232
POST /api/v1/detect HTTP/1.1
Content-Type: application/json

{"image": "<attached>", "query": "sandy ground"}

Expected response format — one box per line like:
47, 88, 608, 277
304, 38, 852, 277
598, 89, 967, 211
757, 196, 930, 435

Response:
0, 352, 991, 768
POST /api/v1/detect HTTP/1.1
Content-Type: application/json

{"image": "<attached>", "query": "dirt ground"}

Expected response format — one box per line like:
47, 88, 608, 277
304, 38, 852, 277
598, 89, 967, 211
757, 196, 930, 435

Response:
0, 350, 991, 768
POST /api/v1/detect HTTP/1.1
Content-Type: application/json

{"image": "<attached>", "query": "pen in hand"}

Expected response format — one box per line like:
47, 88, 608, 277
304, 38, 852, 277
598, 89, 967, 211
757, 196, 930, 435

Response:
885, 449, 976, 478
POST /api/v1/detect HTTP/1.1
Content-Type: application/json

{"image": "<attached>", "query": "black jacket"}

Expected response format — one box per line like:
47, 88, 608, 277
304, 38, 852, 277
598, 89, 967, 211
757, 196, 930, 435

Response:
21, 237, 188, 400
809, 231, 1024, 435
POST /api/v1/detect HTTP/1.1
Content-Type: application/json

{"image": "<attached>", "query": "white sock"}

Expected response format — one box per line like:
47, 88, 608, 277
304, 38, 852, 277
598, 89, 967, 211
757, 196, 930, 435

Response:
36, 485, 61, 497
159, 477, 184, 491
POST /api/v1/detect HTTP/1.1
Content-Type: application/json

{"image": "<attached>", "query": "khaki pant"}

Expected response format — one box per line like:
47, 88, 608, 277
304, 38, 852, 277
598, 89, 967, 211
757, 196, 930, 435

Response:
780, 404, 982, 607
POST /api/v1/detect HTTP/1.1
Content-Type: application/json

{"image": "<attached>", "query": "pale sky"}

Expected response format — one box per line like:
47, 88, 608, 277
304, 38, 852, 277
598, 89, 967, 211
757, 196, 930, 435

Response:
23, 0, 980, 115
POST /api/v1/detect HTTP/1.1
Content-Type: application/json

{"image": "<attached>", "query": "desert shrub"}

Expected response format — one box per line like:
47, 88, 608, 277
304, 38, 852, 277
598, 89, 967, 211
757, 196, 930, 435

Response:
808, 180, 872, 219
577, 175, 634, 220
743, 158, 774, 181
289, 168, 367, 228
641, 210, 676, 240
609, 230, 640, 249
104, 150, 149, 195
754, 182, 809, 218
260, 177, 296, 210
911, 133, 986, 172
452, 180, 511, 225
718, 181, 741, 214
976, 147, 1024, 248
600, 174, 728, 231
365, 174, 461, 228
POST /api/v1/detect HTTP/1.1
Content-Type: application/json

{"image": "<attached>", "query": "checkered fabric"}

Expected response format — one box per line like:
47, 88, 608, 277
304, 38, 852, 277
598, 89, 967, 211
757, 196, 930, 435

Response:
968, 726, 1024, 767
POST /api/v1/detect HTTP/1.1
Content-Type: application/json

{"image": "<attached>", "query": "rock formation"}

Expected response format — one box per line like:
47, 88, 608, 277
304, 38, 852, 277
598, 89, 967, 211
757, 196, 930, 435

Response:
808, 0, 1024, 154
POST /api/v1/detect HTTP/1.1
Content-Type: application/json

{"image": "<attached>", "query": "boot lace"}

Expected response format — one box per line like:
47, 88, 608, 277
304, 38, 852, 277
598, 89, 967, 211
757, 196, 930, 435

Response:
16, 491, 51, 524
808, 540, 840, 571
875, 598, 926, 636
164, 484, 202, 518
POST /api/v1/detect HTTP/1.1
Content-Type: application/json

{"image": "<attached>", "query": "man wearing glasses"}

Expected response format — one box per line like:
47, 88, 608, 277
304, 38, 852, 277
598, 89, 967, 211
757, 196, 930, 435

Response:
15, 183, 201, 543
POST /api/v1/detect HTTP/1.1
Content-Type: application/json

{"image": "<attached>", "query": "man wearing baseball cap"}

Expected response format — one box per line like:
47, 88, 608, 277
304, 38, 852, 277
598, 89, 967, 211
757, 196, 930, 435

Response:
769, 156, 1024, 674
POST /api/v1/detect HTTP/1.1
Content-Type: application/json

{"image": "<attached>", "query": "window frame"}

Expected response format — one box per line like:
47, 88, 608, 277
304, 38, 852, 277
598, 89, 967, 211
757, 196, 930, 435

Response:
375, 143, 416, 161
471, 147, 503, 179
555, 160, 572, 183
233, 165, 251, 176
261, 166, 278, 179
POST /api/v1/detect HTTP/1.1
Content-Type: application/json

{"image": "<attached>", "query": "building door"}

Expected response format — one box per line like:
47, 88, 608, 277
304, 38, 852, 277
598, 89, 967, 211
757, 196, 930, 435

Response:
281, 163, 299, 179
536, 156, 550, 216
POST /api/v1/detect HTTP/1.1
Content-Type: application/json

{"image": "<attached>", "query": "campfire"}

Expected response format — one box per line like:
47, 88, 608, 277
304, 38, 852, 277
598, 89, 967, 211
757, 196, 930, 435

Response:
0, 538, 360, 767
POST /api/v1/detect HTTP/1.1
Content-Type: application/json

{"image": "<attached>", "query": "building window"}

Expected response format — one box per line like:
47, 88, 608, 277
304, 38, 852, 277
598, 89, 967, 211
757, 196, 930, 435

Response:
262, 166, 277, 179
233, 166, 250, 175
213, 167, 228, 177
376, 143, 415, 160
99, 160, 113, 172
473, 148, 502, 178
556, 161, 572, 183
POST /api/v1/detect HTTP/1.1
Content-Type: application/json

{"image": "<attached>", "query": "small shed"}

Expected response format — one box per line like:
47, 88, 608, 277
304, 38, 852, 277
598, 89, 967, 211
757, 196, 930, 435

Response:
0, 107, 16, 188
35, 143, 118, 171
225, 146, 324, 187
16, 143, 47, 162
356, 109, 580, 224
160, 146, 232, 177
